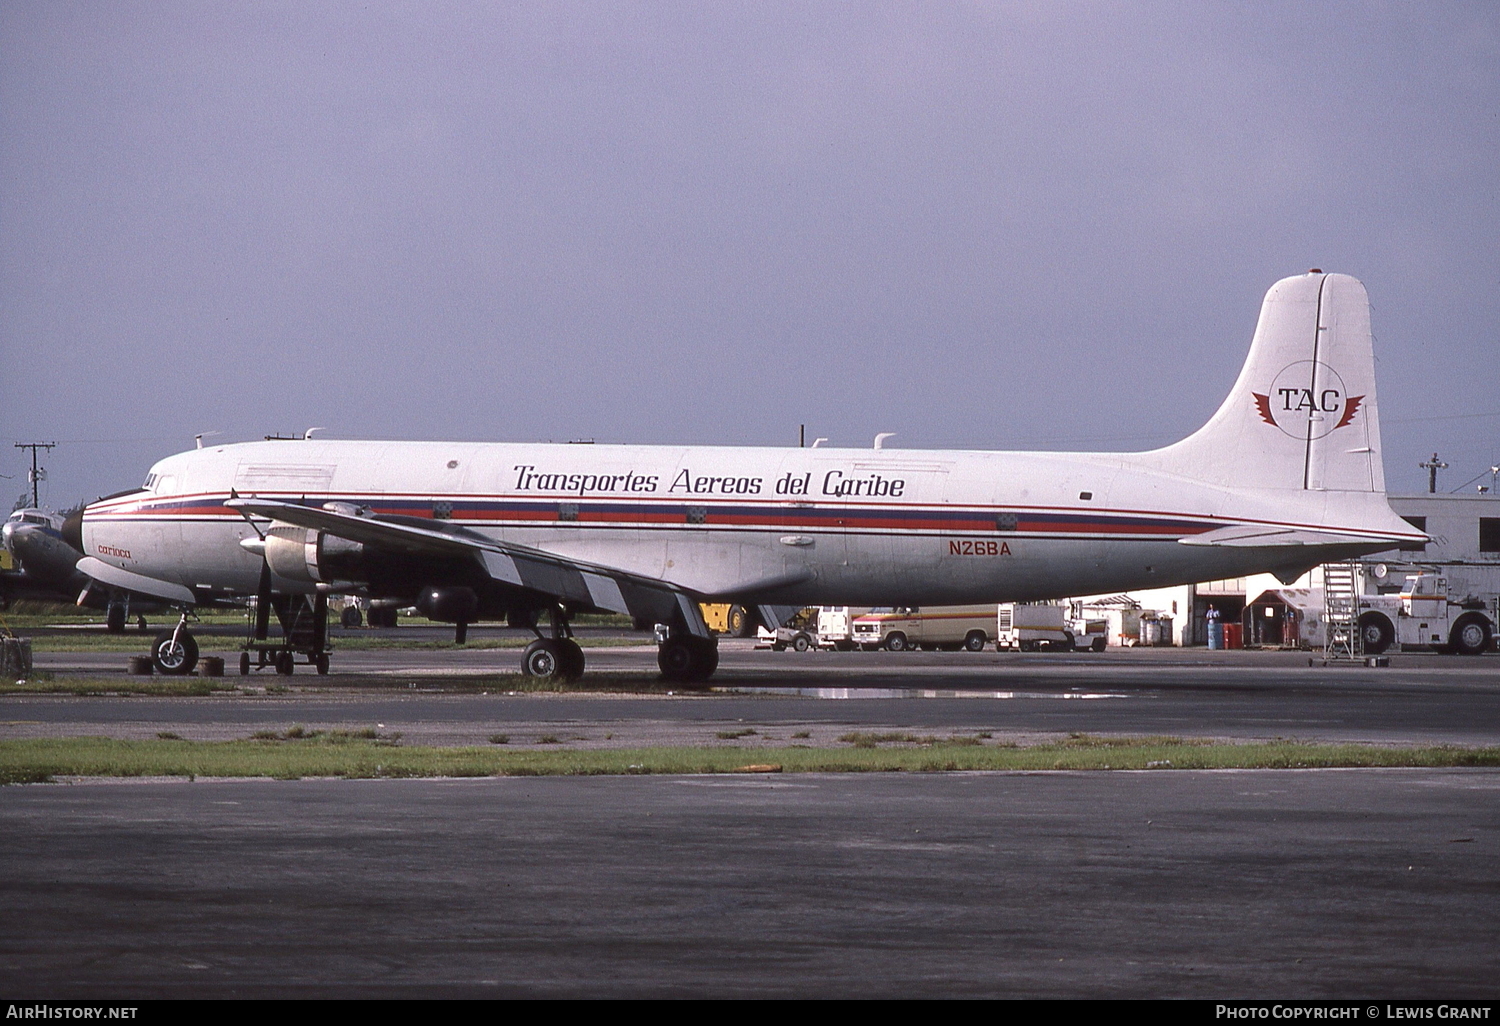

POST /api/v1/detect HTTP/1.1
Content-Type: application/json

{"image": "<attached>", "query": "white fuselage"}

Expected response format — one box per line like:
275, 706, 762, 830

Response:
80, 438, 1413, 607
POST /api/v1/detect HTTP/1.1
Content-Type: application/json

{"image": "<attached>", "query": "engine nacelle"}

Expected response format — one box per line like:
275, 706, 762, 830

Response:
263, 527, 366, 584
415, 586, 480, 623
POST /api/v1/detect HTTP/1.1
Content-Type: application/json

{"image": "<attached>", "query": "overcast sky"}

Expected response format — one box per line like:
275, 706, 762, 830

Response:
3, 1, 1497, 508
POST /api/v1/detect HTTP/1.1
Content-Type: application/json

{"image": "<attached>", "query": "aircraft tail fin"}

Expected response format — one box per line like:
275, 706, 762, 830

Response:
1146, 271, 1386, 493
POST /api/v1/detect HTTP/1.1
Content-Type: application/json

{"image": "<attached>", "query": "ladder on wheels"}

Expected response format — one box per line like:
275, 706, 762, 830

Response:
1323, 561, 1362, 663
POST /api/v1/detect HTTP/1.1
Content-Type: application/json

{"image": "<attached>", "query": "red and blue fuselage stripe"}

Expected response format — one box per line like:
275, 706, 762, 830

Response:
86, 491, 1220, 537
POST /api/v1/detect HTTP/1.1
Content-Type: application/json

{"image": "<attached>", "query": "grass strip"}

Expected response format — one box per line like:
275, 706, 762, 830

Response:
3, 735, 1499, 784
0, 676, 241, 696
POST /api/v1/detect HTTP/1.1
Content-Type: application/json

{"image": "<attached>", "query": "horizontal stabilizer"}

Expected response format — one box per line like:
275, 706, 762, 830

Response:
77, 556, 196, 604
1179, 524, 1406, 548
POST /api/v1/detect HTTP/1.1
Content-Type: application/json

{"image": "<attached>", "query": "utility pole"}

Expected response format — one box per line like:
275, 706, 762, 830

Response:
13, 442, 56, 508
1419, 452, 1448, 494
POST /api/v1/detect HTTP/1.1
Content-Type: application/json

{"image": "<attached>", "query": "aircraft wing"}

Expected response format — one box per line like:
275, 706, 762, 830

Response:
226, 497, 706, 630
76, 556, 197, 604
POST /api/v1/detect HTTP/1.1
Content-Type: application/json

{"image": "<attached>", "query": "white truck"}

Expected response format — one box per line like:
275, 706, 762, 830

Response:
1354, 573, 1496, 655
995, 603, 1108, 652
816, 606, 873, 650
850, 606, 995, 652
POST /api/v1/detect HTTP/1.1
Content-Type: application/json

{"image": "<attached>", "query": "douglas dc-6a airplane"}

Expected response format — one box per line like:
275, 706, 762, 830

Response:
79, 271, 1424, 681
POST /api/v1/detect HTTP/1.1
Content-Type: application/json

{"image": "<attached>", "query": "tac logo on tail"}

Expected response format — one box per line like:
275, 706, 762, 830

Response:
1252, 360, 1364, 440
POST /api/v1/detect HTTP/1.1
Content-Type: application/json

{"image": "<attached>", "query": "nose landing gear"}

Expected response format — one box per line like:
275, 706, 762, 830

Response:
151, 614, 200, 675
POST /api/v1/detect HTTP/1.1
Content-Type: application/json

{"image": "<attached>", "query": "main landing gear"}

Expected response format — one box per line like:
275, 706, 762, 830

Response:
511, 606, 718, 685
517, 605, 585, 682
655, 626, 718, 685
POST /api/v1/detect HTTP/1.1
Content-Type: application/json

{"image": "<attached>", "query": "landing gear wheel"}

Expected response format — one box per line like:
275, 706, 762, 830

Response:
559, 638, 585, 680
315, 652, 330, 675
884, 632, 909, 652
1358, 613, 1394, 655
106, 604, 127, 634
964, 631, 987, 652
239, 651, 251, 676
1451, 616, 1492, 656
151, 629, 198, 676
522, 638, 570, 680
275, 650, 295, 675
658, 636, 718, 684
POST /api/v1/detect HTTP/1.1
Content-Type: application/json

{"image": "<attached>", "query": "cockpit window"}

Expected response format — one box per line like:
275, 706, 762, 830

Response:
143, 473, 158, 490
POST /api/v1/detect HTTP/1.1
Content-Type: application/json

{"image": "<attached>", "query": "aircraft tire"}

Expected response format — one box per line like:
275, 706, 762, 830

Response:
658, 636, 717, 684
521, 639, 566, 679
106, 605, 127, 634
1451, 616, 1492, 656
560, 638, 585, 680
340, 606, 362, 628
1358, 612, 1394, 655
239, 651, 251, 676
151, 630, 199, 676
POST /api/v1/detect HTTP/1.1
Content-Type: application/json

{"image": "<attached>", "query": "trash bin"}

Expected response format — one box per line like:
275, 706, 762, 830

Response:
1224, 622, 1243, 649
1141, 619, 1162, 646
1207, 620, 1225, 650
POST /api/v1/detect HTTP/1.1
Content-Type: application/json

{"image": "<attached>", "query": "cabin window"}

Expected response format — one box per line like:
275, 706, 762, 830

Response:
995, 513, 1018, 531
558, 503, 579, 523
1481, 518, 1500, 554
686, 506, 707, 525
1399, 515, 1427, 552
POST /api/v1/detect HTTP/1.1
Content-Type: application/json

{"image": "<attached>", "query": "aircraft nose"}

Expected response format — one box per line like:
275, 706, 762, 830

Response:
0, 519, 16, 553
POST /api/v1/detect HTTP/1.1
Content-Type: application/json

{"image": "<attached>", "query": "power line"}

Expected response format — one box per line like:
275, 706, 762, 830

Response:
13, 442, 56, 508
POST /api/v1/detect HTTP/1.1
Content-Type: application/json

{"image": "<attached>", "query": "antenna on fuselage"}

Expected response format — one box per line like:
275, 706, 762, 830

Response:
873, 433, 896, 450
